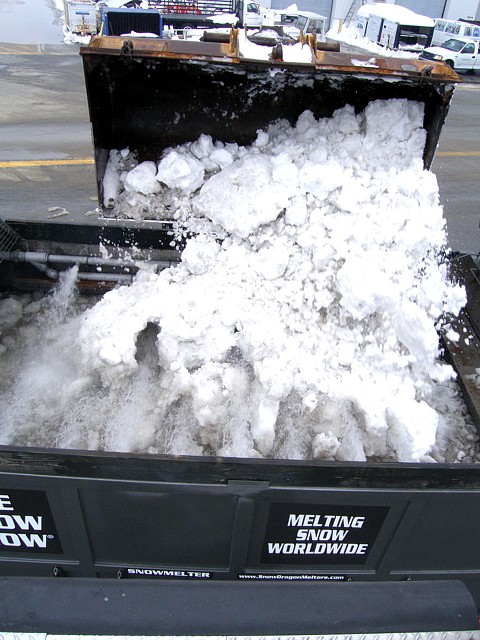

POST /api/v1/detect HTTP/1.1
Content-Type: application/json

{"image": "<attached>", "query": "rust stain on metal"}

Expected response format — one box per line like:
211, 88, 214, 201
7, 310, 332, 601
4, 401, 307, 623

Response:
81, 34, 461, 84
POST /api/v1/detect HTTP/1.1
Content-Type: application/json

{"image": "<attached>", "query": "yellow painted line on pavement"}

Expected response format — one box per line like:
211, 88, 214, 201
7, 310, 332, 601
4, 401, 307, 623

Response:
0, 46, 48, 55
436, 151, 480, 157
0, 48, 76, 56
0, 158, 94, 168
0, 49, 45, 56
0, 51, 46, 55
0, 154, 479, 168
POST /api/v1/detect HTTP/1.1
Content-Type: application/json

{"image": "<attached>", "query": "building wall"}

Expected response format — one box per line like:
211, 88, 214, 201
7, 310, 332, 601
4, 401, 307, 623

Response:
390, 0, 446, 19
444, 0, 480, 19
270, 0, 333, 21
396, 0, 480, 20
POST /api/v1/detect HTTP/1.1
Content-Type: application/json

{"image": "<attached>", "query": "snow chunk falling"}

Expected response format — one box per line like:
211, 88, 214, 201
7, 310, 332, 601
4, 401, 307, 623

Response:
72, 99, 468, 462
193, 154, 291, 238
124, 161, 162, 196
1, 99, 471, 463
157, 150, 205, 195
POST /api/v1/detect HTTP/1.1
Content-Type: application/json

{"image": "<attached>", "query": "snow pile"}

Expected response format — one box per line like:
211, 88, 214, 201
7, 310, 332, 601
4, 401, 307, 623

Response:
64, 98, 470, 463
0, 99, 476, 462
357, 4, 434, 28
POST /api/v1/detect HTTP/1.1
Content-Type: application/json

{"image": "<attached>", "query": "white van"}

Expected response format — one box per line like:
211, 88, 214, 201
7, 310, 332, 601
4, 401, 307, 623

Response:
430, 19, 480, 46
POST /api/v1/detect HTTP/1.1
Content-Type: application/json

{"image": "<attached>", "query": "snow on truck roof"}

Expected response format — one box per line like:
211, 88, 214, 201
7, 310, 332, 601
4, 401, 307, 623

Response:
357, 4, 434, 28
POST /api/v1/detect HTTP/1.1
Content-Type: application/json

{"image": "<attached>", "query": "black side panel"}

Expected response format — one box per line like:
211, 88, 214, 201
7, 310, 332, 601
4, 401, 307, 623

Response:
0, 451, 480, 613
0, 577, 476, 635
105, 9, 163, 36
4, 220, 174, 251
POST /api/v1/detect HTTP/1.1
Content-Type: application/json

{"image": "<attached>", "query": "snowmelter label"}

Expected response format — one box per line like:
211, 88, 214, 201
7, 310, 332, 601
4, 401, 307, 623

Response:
261, 503, 388, 565
125, 567, 211, 579
0, 489, 62, 554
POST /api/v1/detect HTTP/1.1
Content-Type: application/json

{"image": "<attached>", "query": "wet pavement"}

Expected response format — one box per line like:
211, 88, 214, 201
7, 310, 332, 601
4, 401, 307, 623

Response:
0, 40, 98, 227
0, 0, 64, 46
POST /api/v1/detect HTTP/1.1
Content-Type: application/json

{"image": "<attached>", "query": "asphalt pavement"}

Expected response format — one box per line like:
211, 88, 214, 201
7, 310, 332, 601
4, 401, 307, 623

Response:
0, 42, 98, 226
431, 82, 480, 254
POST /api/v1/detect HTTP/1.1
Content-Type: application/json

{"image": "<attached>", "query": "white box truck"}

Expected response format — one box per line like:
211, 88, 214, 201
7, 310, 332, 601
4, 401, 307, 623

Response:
64, 0, 98, 34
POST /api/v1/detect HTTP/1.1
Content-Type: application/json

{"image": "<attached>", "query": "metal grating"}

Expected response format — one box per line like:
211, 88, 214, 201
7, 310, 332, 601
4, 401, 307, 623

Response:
148, 0, 233, 15
0, 218, 20, 264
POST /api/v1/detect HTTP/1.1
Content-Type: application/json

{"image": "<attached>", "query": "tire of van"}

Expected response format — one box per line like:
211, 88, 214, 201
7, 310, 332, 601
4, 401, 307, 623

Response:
445, 59, 455, 70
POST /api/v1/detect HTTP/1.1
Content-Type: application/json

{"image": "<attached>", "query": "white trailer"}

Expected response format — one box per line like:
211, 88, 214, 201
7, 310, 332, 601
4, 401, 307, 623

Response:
64, 0, 98, 34
355, 4, 434, 50
364, 13, 382, 43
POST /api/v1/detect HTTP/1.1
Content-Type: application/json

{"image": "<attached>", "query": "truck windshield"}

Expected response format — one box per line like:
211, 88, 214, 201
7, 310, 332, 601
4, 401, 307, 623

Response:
296, 15, 307, 30
440, 38, 468, 51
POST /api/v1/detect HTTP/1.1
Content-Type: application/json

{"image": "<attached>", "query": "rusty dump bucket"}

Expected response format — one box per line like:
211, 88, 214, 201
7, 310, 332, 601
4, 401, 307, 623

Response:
80, 33, 460, 208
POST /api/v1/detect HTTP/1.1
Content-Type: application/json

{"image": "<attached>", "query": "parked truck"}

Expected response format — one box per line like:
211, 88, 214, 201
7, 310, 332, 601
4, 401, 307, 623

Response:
0, 31, 479, 637
421, 36, 480, 71
97, 0, 263, 35
147, 0, 263, 29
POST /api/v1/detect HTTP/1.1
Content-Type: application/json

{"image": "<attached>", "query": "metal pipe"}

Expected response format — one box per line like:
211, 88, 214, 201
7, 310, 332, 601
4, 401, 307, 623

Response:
0, 250, 174, 271
29, 261, 60, 280
0, 250, 178, 286
27, 260, 134, 285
